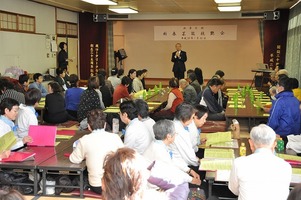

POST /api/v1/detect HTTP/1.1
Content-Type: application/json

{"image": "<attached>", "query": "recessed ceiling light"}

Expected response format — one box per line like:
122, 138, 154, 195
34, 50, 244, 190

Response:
81, 0, 117, 5
218, 6, 241, 12
215, 0, 242, 3
108, 7, 138, 14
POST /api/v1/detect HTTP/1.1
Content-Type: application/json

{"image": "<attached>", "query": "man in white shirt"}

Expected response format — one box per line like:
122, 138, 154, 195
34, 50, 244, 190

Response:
143, 119, 201, 186
228, 124, 292, 200
135, 99, 155, 140
16, 88, 41, 139
132, 70, 144, 93
119, 100, 153, 154
107, 67, 121, 89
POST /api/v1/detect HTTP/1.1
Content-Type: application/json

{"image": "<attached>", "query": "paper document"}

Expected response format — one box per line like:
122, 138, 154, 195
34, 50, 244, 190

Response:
0, 131, 17, 152
147, 102, 162, 105
278, 154, 301, 162
205, 131, 232, 146
228, 104, 246, 108
204, 149, 235, 159
210, 139, 239, 149
215, 170, 231, 182
199, 158, 233, 171
104, 108, 120, 113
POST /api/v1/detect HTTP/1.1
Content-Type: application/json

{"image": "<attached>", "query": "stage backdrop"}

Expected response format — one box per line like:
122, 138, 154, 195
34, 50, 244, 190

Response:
113, 19, 263, 80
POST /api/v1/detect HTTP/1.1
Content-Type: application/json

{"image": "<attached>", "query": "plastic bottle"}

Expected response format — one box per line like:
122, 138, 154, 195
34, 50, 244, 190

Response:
277, 138, 285, 152
112, 118, 119, 133
231, 119, 240, 139
240, 142, 246, 156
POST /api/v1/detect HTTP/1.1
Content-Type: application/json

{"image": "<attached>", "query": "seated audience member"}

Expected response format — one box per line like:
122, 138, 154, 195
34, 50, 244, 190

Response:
228, 124, 291, 200
141, 69, 148, 89
135, 99, 155, 139
70, 109, 123, 194
267, 77, 301, 142
189, 73, 202, 95
214, 70, 225, 79
107, 67, 121, 89
132, 70, 144, 92
65, 74, 84, 119
143, 119, 201, 187
267, 72, 277, 87
217, 78, 228, 109
15, 74, 29, 94
77, 76, 101, 123
0, 78, 25, 104
269, 86, 277, 101
170, 103, 200, 167
98, 69, 114, 95
192, 105, 208, 152
54, 67, 68, 91
275, 69, 289, 82
200, 78, 225, 121
127, 69, 137, 93
29, 73, 48, 97
98, 74, 112, 107
16, 88, 41, 139
179, 79, 197, 105
112, 76, 132, 104
291, 78, 301, 102
119, 100, 153, 154
194, 67, 204, 89
152, 77, 183, 121
102, 148, 168, 200
287, 183, 301, 200
117, 68, 124, 79
0, 189, 25, 200
43, 82, 70, 124
0, 98, 31, 150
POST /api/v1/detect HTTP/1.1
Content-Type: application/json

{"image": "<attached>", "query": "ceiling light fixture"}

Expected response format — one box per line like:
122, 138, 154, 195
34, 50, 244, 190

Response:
215, 0, 242, 3
108, 7, 138, 14
81, 0, 117, 5
218, 6, 241, 12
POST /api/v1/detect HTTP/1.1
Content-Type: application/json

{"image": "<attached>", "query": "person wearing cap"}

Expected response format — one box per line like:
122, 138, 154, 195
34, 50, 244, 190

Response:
57, 42, 72, 71
107, 67, 121, 89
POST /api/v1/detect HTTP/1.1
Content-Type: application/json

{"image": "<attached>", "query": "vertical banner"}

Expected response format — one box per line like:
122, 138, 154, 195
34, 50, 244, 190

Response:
154, 25, 237, 41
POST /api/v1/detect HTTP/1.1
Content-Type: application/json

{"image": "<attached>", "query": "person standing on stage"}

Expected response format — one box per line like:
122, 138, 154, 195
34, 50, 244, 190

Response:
171, 43, 187, 80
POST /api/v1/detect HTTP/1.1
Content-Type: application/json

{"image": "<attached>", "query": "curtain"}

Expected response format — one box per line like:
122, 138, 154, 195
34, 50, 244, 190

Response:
107, 21, 115, 72
285, 2, 301, 86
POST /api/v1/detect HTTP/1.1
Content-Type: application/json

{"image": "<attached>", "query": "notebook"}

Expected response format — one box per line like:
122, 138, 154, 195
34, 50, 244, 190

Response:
1, 152, 36, 162
28, 125, 57, 147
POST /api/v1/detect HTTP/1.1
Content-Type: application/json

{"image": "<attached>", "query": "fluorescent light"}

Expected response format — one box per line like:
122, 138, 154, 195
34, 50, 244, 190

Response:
81, 0, 117, 5
109, 7, 138, 14
215, 0, 241, 3
218, 6, 241, 12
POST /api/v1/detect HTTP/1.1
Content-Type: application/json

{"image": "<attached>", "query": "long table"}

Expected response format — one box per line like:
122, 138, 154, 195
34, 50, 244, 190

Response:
0, 130, 89, 197
225, 89, 270, 132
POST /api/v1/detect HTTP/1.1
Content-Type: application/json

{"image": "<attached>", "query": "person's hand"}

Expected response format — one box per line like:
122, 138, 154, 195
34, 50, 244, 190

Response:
191, 177, 201, 185
22, 136, 32, 144
0, 150, 11, 159
267, 81, 271, 86
176, 51, 180, 57
189, 169, 200, 180
200, 138, 207, 145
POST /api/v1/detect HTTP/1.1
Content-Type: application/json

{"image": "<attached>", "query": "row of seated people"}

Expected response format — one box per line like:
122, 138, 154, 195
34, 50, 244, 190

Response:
0, 95, 298, 200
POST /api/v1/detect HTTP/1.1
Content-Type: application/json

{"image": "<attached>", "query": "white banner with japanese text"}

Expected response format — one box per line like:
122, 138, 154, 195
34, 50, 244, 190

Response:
154, 25, 237, 41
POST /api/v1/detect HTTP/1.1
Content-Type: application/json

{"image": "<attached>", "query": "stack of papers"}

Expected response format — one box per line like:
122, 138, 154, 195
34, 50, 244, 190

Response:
0, 131, 17, 152
210, 139, 239, 149
205, 131, 232, 146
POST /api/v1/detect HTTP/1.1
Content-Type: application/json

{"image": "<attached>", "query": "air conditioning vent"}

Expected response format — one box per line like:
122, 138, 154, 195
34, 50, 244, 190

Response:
241, 12, 264, 17
107, 14, 129, 20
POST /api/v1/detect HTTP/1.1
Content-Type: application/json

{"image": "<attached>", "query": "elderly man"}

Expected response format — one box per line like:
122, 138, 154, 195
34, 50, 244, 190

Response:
228, 124, 292, 200
179, 79, 197, 105
143, 119, 201, 185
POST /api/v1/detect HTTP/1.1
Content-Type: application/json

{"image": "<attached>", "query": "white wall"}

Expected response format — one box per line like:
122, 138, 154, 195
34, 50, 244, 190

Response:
0, 0, 78, 76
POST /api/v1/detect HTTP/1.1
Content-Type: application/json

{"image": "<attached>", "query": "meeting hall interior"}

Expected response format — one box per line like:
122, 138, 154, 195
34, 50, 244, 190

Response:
1, 0, 301, 200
